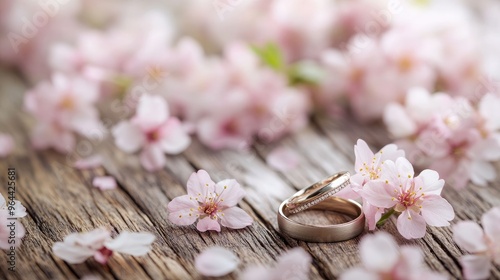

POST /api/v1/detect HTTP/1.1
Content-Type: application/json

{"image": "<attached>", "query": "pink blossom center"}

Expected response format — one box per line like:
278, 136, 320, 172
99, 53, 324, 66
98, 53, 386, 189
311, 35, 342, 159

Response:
398, 191, 420, 208
398, 55, 413, 72
393, 180, 424, 213
202, 201, 218, 215
146, 130, 161, 143
59, 95, 75, 110
451, 141, 469, 157
360, 161, 381, 180
99, 247, 113, 258
223, 120, 239, 135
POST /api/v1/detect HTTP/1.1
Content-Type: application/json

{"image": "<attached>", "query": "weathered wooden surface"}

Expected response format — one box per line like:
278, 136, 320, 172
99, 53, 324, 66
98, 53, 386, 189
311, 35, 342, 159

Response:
0, 68, 499, 280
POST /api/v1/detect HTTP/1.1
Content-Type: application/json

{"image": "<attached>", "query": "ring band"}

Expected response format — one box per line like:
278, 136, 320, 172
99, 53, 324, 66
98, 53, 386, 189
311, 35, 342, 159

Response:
277, 172, 365, 242
285, 171, 351, 214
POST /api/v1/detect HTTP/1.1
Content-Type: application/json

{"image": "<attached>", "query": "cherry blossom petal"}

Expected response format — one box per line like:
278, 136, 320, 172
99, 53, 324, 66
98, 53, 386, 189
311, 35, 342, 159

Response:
360, 232, 399, 273
239, 266, 269, 280
460, 255, 492, 280
68, 106, 104, 139
471, 137, 500, 161
74, 155, 103, 170
397, 210, 427, 239
379, 143, 405, 162
159, 118, 191, 154
266, 147, 300, 172
339, 268, 378, 280
167, 195, 199, 226
2, 199, 27, 218
139, 144, 166, 172
14, 201, 26, 218
133, 94, 169, 131
354, 139, 374, 171
481, 207, 500, 244
469, 160, 496, 187
215, 179, 246, 207
395, 157, 414, 180
417, 169, 444, 194
453, 221, 488, 253
336, 186, 360, 200
64, 228, 110, 250
53, 228, 111, 264
187, 170, 215, 197
195, 247, 239, 277
380, 160, 400, 185
197, 216, 221, 232
0, 133, 14, 157
52, 242, 97, 264
362, 201, 384, 231
479, 93, 500, 131
220, 207, 253, 229
420, 195, 454, 227
384, 103, 417, 138
112, 121, 145, 153
92, 176, 117, 190
361, 181, 396, 209
104, 232, 155, 256
32, 123, 75, 153
273, 247, 312, 280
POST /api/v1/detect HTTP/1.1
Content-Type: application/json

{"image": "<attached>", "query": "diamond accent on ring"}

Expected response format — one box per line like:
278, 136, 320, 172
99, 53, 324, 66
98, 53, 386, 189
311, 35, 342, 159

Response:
289, 180, 350, 214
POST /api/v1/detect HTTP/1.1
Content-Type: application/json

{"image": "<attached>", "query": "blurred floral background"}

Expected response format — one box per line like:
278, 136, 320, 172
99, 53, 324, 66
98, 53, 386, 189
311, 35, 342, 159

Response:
1, 0, 499, 186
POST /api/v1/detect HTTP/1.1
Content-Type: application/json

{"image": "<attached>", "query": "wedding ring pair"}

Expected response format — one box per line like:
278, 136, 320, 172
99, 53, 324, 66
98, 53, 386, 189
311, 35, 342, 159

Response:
278, 172, 365, 242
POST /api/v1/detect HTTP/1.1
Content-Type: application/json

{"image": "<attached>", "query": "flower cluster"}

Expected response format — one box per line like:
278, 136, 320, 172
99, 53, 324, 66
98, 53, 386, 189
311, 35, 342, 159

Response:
53, 228, 155, 264
384, 88, 500, 189
0, 0, 495, 168
183, 0, 498, 122
112, 94, 191, 171
342, 139, 455, 239
340, 232, 446, 280
452, 207, 500, 280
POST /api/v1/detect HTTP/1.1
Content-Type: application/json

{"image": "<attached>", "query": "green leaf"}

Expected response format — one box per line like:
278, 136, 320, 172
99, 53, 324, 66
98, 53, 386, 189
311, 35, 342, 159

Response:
252, 43, 285, 72
287, 61, 325, 86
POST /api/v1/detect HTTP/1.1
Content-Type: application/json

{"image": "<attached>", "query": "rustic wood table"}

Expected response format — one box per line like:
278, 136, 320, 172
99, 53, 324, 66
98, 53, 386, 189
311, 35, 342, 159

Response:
1, 69, 499, 280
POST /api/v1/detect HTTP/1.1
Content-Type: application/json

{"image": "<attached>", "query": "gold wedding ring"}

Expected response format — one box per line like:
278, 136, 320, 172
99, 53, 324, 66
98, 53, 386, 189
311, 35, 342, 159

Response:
278, 172, 365, 242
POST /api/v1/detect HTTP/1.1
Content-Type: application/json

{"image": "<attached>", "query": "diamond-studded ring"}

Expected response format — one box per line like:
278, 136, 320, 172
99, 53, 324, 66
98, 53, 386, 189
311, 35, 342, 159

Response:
285, 171, 351, 214
277, 172, 365, 242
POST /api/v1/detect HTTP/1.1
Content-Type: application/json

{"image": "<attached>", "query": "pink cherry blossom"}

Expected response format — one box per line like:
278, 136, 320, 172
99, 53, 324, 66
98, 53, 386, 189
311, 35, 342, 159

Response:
52, 228, 155, 264
362, 157, 455, 239
240, 247, 311, 280
384, 89, 500, 189
92, 176, 117, 191
0, 193, 26, 250
452, 207, 500, 280
74, 155, 103, 170
340, 232, 446, 280
195, 247, 239, 277
167, 170, 253, 232
112, 94, 191, 172
24, 73, 103, 153
337, 139, 404, 230
184, 42, 310, 150
0, 133, 14, 157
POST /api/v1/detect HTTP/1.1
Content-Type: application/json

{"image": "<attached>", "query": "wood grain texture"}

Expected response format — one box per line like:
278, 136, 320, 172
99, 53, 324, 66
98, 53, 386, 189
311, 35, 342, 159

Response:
0, 69, 499, 280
